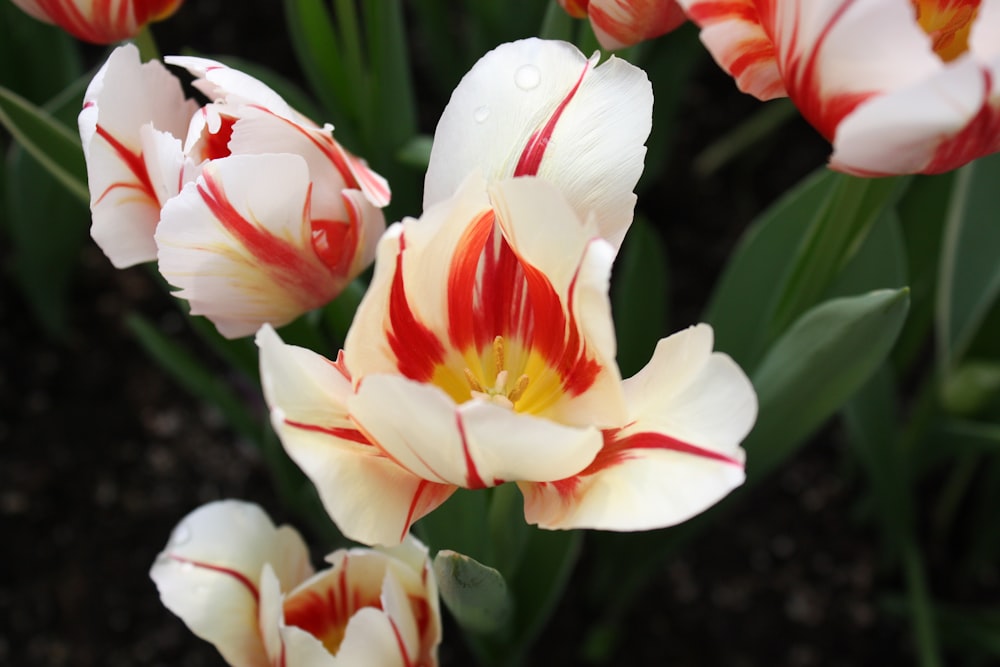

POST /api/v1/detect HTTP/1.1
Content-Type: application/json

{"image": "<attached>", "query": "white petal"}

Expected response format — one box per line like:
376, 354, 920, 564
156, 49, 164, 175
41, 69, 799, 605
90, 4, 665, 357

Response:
155, 153, 344, 338
150, 500, 312, 667
831, 55, 996, 175
80, 44, 196, 267
971, 1, 1000, 59
522, 324, 756, 531
424, 38, 651, 249
350, 374, 602, 487
257, 326, 456, 546
165, 55, 303, 122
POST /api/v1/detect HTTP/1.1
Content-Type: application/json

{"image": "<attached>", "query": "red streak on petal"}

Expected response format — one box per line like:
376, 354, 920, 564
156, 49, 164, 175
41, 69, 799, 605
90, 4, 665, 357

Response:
200, 113, 237, 162
284, 419, 372, 446
402, 480, 430, 542
196, 167, 325, 295
587, 0, 686, 49
166, 554, 259, 601
922, 69, 1000, 174
446, 210, 497, 351
387, 231, 447, 381
389, 617, 415, 667
513, 59, 591, 177
456, 414, 487, 490
93, 125, 157, 206
686, 0, 759, 24
590, 427, 743, 475
30, 0, 181, 43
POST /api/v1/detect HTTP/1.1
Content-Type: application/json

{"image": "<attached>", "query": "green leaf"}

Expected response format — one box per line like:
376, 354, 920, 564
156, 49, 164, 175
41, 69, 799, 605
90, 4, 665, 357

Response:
487, 484, 530, 582
936, 152, 1000, 371
0, 2, 81, 105
827, 210, 908, 299
396, 134, 433, 170
613, 216, 669, 377
415, 489, 491, 564
433, 550, 513, 636
893, 172, 953, 370
5, 145, 88, 336
940, 360, 1000, 417
693, 99, 797, 178
747, 288, 911, 479
0, 84, 87, 203
705, 168, 836, 368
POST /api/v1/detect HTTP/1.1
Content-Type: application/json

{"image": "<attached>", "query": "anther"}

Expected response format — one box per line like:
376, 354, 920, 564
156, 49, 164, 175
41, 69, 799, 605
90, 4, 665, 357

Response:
508, 374, 531, 403
464, 367, 485, 393
493, 335, 505, 375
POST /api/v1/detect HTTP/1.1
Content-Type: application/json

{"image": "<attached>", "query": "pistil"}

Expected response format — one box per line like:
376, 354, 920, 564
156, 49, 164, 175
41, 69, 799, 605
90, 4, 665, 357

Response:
463, 335, 532, 408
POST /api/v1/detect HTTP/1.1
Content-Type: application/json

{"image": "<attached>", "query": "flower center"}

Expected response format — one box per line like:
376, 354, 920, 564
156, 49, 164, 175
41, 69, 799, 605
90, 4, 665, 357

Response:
463, 336, 531, 408
912, 0, 980, 62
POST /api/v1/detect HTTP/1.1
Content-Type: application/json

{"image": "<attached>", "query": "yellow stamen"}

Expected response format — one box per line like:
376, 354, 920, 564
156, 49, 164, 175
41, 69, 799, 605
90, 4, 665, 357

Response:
913, 0, 979, 62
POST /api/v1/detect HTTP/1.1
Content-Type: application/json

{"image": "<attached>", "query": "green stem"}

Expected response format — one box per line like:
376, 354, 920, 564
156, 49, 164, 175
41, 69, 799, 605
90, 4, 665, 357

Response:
323, 278, 367, 346
768, 174, 905, 340
132, 25, 160, 62
539, 0, 575, 41
902, 540, 943, 667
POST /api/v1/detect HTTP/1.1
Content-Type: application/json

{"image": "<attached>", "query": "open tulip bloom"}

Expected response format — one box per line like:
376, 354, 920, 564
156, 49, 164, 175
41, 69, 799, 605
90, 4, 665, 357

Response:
677, 0, 1000, 175
78, 44, 389, 337
257, 174, 757, 547
151, 500, 441, 666
10, 0, 183, 43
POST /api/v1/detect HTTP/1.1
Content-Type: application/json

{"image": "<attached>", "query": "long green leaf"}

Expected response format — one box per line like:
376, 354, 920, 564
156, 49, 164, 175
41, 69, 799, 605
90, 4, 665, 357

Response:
747, 288, 910, 479
936, 152, 1000, 371
0, 85, 87, 203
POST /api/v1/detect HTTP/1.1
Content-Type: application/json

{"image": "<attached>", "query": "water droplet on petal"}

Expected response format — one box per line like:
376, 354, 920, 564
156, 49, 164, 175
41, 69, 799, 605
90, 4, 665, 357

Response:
514, 64, 540, 90
179, 561, 195, 573
474, 105, 490, 123
171, 524, 191, 546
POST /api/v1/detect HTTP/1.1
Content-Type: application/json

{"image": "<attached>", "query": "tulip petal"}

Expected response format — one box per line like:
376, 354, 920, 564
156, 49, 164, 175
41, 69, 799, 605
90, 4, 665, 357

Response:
12, 0, 182, 43
349, 374, 603, 491
424, 38, 652, 249
677, 0, 786, 100
150, 500, 313, 667
155, 153, 345, 338
79, 44, 196, 267
521, 324, 756, 530
832, 55, 1000, 175
587, 0, 687, 50
257, 325, 456, 546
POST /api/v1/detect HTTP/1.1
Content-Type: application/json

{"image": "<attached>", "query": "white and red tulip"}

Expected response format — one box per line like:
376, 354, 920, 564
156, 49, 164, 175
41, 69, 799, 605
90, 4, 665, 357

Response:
150, 500, 441, 667
557, 0, 688, 50
79, 45, 389, 337
676, 0, 1000, 175
258, 174, 757, 546
10, 0, 183, 43
423, 38, 653, 251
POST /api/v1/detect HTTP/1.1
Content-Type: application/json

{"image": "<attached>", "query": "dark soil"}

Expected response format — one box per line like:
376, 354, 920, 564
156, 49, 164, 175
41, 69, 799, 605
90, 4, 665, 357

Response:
0, 2, 933, 666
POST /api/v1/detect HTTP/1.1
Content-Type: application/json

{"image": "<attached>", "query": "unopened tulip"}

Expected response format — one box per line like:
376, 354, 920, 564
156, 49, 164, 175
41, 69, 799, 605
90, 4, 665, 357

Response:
557, 0, 688, 50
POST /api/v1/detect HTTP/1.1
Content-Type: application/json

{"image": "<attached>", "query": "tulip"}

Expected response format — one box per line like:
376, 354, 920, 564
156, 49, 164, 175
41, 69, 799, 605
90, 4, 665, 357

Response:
150, 500, 441, 666
257, 174, 757, 546
676, 0, 1000, 175
10, 0, 183, 43
79, 45, 389, 337
423, 38, 652, 251
557, 0, 688, 50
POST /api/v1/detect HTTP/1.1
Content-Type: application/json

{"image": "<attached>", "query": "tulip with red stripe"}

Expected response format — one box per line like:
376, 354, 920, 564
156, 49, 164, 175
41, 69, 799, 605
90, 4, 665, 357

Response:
677, 0, 1000, 175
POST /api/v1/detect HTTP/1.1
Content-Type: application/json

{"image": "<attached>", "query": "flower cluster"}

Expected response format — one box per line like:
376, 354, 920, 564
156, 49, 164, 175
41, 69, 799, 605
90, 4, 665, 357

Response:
80, 44, 388, 337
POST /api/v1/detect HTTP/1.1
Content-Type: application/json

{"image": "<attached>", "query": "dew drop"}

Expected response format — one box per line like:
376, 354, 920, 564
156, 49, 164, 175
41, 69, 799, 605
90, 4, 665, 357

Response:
514, 64, 540, 90
474, 105, 490, 123
180, 561, 195, 573
171, 524, 191, 546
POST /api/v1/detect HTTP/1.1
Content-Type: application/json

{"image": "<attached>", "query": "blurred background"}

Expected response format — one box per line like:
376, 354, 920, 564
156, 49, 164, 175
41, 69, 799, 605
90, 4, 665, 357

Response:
3, 1, 997, 665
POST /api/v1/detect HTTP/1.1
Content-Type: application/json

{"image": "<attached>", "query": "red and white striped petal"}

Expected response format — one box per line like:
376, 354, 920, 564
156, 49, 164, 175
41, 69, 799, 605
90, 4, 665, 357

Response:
79, 44, 197, 267
831, 53, 1000, 175
150, 500, 313, 667
11, 0, 183, 43
677, 0, 786, 100
155, 153, 354, 338
424, 38, 652, 250
521, 324, 756, 531
257, 325, 456, 546
586, 0, 688, 50
348, 175, 627, 428
349, 374, 603, 488
165, 55, 304, 124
